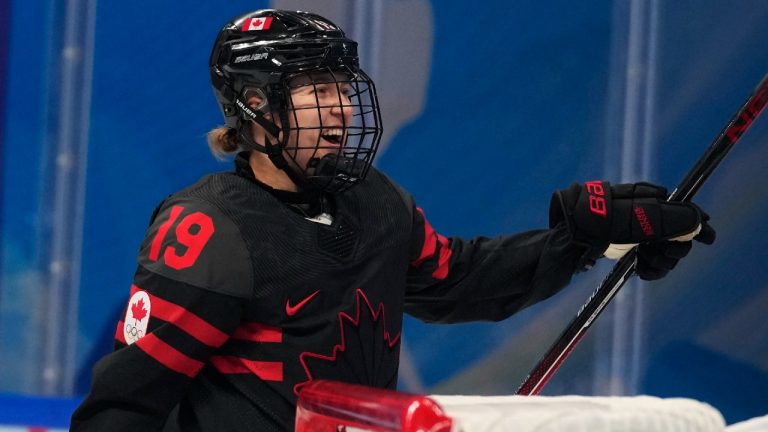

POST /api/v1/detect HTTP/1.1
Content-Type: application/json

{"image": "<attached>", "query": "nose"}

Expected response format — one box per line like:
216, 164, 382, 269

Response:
330, 93, 353, 118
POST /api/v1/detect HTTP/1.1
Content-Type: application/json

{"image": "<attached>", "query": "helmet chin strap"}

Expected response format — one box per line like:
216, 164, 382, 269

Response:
234, 97, 323, 194
307, 154, 365, 185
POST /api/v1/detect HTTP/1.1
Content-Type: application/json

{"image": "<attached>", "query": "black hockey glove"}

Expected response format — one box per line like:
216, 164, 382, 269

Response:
550, 181, 714, 272
635, 212, 716, 280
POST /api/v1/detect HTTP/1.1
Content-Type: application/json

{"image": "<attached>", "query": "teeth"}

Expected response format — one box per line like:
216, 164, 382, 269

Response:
322, 128, 343, 137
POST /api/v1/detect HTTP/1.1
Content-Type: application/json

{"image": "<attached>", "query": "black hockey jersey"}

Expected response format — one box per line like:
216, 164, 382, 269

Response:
71, 159, 587, 432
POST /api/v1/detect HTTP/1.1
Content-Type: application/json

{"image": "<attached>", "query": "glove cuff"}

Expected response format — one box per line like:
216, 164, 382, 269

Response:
573, 180, 613, 242
550, 181, 613, 246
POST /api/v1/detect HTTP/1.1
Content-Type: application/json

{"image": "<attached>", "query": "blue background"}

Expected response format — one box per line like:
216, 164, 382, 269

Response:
1, 0, 767, 428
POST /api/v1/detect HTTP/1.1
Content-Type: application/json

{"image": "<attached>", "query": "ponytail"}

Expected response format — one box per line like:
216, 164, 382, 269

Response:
206, 127, 242, 159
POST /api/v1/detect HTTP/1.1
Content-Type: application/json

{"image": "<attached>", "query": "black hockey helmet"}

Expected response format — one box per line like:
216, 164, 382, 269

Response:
209, 9, 382, 194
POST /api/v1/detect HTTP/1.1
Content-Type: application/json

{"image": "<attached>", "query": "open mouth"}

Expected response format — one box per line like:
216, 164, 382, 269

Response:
320, 128, 344, 146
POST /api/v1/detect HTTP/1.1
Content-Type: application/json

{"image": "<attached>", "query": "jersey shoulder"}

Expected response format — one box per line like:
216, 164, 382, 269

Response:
364, 167, 415, 219
137, 174, 255, 299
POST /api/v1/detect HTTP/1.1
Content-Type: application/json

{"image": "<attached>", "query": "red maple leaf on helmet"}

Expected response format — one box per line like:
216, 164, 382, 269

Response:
131, 298, 148, 322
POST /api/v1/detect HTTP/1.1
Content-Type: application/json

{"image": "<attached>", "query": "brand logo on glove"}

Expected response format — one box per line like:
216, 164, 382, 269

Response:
585, 181, 607, 218
633, 206, 655, 237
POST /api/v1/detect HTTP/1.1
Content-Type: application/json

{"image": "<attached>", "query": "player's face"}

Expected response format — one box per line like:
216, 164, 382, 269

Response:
283, 72, 354, 171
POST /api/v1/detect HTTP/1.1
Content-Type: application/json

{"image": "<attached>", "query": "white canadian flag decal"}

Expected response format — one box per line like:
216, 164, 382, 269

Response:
242, 17, 273, 31
124, 290, 151, 345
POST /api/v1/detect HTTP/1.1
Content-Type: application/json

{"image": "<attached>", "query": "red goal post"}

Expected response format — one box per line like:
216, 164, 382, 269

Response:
295, 380, 454, 432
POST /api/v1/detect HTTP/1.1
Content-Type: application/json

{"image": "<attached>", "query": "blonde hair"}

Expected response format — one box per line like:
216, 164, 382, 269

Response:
206, 126, 243, 159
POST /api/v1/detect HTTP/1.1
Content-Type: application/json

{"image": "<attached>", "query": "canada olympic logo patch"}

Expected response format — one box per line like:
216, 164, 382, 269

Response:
124, 290, 151, 345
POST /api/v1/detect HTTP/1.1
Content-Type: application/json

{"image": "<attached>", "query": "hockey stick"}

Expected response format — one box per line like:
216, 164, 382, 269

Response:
517, 72, 768, 396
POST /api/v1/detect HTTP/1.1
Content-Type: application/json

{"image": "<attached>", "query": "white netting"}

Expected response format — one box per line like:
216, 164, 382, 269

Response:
430, 394, 726, 432
725, 414, 768, 432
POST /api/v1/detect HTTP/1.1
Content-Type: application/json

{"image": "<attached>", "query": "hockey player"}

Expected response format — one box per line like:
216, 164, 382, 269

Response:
70, 9, 715, 432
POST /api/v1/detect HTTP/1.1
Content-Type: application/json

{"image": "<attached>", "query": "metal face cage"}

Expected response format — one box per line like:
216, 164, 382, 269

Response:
276, 65, 382, 194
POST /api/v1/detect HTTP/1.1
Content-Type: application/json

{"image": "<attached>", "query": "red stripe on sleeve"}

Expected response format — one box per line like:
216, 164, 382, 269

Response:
233, 322, 282, 343
136, 333, 205, 378
433, 234, 452, 280
411, 207, 437, 267
130, 285, 230, 348
411, 208, 452, 279
210, 356, 283, 381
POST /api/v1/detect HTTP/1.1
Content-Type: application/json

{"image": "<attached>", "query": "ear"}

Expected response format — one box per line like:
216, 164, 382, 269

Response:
247, 95, 264, 109
246, 95, 272, 120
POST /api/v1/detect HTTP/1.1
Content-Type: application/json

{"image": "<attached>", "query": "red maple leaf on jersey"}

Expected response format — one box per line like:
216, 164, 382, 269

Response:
294, 289, 401, 395
131, 298, 148, 322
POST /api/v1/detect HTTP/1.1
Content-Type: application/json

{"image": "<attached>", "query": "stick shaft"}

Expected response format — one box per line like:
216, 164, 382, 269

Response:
517, 73, 768, 396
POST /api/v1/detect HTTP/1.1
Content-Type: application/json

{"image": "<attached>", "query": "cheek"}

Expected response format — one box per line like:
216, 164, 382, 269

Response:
291, 107, 322, 128
294, 114, 321, 144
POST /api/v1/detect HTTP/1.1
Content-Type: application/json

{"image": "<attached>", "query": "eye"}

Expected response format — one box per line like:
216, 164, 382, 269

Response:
313, 84, 330, 95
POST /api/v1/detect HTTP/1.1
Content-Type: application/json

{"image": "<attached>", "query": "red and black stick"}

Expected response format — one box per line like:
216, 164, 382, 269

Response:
517, 72, 768, 396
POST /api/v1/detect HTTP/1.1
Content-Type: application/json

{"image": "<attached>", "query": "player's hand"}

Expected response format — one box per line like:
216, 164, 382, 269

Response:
634, 212, 715, 280
550, 181, 715, 274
